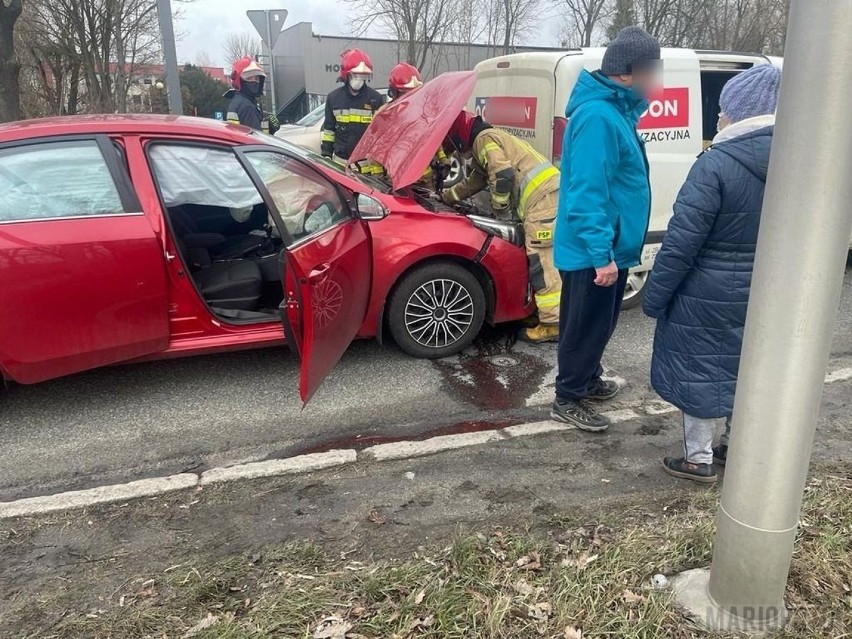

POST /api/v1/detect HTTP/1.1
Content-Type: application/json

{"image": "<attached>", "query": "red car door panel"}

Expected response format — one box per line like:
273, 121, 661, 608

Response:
0, 137, 169, 384
281, 219, 372, 403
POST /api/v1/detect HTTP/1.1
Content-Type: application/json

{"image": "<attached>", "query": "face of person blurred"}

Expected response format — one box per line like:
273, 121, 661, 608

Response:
628, 64, 663, 98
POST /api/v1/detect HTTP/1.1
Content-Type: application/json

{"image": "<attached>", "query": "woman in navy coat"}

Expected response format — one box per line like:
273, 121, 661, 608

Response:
644, 65, 782, 483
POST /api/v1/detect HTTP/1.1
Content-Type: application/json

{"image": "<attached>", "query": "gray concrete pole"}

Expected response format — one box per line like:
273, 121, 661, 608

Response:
706, 0, 852, 630
265, 12, 277, 115
156, 0, 183, 115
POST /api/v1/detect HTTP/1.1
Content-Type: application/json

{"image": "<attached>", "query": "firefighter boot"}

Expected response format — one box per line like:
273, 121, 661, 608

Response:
520, 323, 560, 344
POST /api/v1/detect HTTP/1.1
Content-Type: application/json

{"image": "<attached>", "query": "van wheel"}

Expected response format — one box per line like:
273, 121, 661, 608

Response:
621, 271, 649, 311
443, 153, 466, 188
387, 262, 486, 359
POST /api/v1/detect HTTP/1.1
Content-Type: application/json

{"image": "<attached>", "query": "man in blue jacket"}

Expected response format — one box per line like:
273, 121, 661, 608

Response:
551, 27, 660, 432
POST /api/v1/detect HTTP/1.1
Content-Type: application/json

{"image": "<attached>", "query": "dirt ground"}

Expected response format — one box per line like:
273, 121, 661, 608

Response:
2, 372, 851, 637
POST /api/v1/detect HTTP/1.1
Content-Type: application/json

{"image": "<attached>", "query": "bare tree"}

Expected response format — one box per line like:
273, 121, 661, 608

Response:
0, 0, 23, 122
559, 0, 612, 47
344, 0, 457, 70
223, 32, 261, 69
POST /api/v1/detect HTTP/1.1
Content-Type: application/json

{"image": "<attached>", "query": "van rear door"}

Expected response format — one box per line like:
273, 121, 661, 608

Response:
472, 52, 573, 165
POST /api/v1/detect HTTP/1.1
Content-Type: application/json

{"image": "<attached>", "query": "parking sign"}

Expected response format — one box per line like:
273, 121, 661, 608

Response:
214, 111, 224, 121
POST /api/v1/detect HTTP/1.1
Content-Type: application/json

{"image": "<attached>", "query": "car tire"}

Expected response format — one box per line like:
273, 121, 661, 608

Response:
621, 270, 649, 311
442, 153, 466, 188
387, 262, 486, 359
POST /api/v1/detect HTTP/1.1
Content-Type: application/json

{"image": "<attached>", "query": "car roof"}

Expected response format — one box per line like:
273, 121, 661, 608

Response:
0, 114, 257, 144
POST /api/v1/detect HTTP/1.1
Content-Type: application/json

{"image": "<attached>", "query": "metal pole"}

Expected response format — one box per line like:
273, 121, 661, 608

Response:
706, 0, 852, 630
265, 11, 277, 115
156, 0, 183, 115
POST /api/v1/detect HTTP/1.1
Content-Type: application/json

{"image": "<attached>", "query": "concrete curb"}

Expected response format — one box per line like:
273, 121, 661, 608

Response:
2, 365, 849, 520
200, 449, 357, 485
0, 473, 199, 519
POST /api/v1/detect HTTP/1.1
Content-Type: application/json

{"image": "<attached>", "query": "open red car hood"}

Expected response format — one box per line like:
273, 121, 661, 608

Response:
349, 71, 477, 190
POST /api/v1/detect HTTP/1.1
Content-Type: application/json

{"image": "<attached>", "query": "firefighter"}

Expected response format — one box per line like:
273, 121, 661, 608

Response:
442, 111, 561, 343
381, 63, 451, 186
225, 56, 280, 134
321, 49, 385, 168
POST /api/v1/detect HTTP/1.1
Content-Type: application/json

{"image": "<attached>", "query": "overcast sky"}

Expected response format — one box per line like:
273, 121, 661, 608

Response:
176, 0, 348, 68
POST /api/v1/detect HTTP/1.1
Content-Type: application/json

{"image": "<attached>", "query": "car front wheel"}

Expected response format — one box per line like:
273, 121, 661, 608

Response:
387, 262, 486, 359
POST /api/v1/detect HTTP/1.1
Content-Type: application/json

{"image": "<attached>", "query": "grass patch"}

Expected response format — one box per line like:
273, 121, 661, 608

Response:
10, 469, 852, 639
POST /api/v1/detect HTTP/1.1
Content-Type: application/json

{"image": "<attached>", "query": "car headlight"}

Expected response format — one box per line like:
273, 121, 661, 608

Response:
468, 215, 524, 247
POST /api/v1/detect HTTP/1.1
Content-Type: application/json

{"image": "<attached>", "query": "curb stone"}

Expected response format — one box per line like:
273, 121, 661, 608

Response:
2, 365, 849, 520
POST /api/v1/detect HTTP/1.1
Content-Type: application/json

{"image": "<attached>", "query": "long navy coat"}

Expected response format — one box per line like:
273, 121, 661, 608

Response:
643, 124, 773, 418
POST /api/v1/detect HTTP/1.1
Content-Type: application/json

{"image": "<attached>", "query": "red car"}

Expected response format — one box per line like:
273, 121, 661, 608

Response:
0, 80, 533, 401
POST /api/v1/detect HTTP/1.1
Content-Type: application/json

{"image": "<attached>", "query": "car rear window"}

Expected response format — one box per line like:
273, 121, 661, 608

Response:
0, 140, 126, 222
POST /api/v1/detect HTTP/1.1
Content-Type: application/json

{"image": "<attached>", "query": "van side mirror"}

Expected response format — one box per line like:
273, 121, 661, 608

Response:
355, 193, 388, 220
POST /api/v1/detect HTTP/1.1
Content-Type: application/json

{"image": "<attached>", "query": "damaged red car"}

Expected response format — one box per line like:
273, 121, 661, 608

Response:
0, 73, 533, 401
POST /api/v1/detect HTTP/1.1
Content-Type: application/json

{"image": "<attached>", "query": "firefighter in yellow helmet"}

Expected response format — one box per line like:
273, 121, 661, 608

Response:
442, 110, 561, 343
225, 56, 279, 134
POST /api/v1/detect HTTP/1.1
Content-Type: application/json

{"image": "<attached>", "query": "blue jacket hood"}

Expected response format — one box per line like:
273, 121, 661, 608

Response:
712, 126, 773, 183
566, 70, 648, 124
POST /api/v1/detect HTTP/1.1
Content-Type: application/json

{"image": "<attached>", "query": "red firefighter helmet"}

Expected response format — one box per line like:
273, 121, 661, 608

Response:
447, 110, 479, 151
340, 48, 374, 79
230, 56, 266, 91
388, 62, 423, 99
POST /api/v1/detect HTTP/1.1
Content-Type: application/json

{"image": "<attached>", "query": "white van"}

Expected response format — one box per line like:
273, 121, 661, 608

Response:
472, 49, 780, 307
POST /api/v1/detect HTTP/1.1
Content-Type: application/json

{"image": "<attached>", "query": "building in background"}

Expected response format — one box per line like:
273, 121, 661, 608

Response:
272, 22, 562, 122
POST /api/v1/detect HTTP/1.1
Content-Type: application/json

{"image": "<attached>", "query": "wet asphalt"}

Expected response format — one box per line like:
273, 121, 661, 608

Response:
0, 266, 850, 503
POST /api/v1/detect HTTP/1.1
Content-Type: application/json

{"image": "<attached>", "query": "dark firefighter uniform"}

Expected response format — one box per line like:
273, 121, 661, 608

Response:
226, 92, 276, 134
443, 117, 562, 331
320, 85, 385, 166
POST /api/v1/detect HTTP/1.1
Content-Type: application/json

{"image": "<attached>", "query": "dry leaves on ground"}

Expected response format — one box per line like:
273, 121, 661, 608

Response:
313, 615, 353, 639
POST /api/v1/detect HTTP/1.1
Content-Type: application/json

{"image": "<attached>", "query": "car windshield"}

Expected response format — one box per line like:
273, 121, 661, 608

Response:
294, 103, 326, 127
250, 130, 390, 193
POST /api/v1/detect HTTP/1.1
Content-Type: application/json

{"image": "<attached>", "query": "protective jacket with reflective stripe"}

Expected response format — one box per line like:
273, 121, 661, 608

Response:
227, 91, 271, 133
320, 85, 385, 160
444, 127, 559, 219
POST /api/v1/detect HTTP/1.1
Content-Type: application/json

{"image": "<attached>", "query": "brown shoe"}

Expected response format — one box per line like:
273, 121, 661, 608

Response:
520, 323, 559, 344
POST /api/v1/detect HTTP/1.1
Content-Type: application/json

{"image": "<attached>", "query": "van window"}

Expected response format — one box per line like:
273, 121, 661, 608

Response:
700, 71, 742, 143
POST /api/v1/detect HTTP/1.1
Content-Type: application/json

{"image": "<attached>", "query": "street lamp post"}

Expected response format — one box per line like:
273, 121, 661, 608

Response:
673, 0, 852, 631
156, 0, 183, 115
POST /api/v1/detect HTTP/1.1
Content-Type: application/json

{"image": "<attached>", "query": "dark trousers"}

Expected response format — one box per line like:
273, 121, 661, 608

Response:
555, 268, 629, 401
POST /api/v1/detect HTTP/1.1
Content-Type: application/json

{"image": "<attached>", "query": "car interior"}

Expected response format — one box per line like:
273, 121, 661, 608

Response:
148, 143, 354, 324
148, 144, 287, 322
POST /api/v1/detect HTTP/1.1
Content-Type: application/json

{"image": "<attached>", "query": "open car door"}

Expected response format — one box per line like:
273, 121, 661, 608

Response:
240, 149, 372, 403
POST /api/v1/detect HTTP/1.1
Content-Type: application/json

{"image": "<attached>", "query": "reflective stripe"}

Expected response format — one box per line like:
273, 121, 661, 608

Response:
445, 185, 459, 203
226, 112, 240, 123
261, 120, 270, 134
321, 130, 336, 142
478, 141, 500, 166
519, 162, 559, 219
332, 108, 374, 124
535, 291, 561, 308
492, 192, 511, 206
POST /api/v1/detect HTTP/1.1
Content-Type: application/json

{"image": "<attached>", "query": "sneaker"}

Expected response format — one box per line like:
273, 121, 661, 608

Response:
662, 457, 718, 484
519, 323, 559, 344
712, 445, 728, 466
551, 399, 610, 432
586, 378, 620, 401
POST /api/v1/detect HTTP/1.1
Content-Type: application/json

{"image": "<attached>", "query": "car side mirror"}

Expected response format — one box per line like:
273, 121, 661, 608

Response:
355, 193, 388, 220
